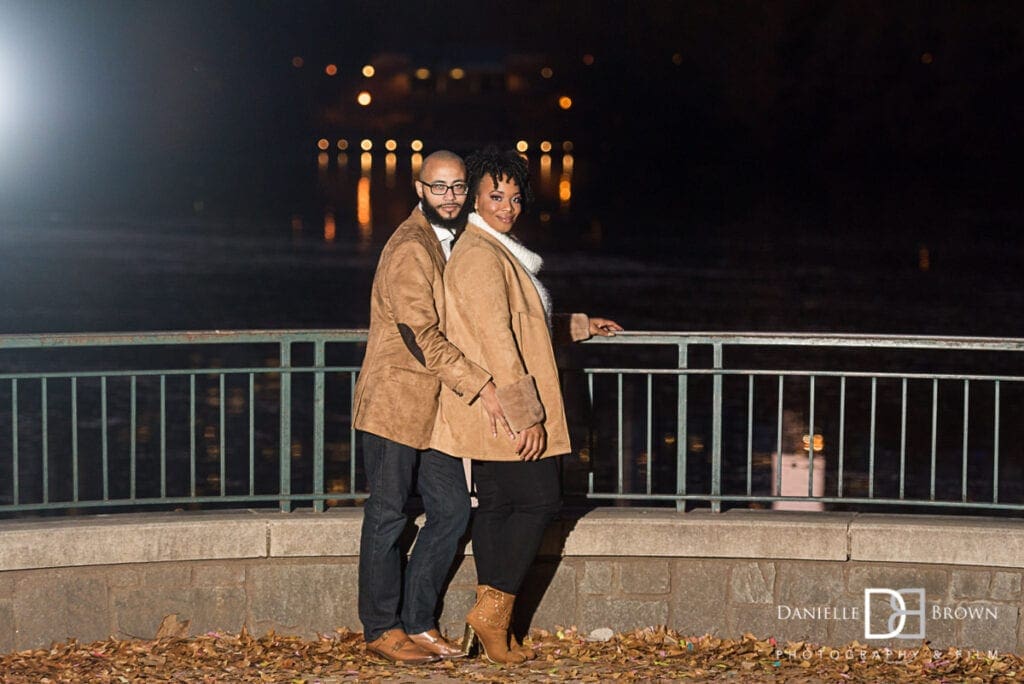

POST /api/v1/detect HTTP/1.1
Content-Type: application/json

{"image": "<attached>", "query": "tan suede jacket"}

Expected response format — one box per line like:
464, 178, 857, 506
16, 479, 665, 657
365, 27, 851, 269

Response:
352, 208, 491, 449
430, 221, 590, 461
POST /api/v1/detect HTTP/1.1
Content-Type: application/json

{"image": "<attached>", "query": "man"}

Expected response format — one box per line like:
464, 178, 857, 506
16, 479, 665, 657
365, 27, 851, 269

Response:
352, 150, 511, 664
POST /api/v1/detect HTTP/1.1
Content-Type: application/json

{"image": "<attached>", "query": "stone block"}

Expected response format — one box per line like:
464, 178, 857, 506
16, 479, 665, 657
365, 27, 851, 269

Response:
447, 556, 477, 588
0, 599, 13, 652
0, 573, 14, 597
730, 602, 828, 643
519, 562, 577, 631
731, 562, 776, 604
193, 563, 245, 587
950, 603, 1017, 654
619, 560, 670, 594
0, 514, 267, 571
851, 514, 1024, 568
268, 510, 362, 557
776, 562, 844, 607
248, 561, 359, 635
578, 561, 613, 594
191, 586, 247, 634
846, 566, 948, 601
990, 572, 1021, 601
142, 564, 192, 589
561, 509, 850, 560
13, 571, 112, 649
438, 584, 477, 639
669, 559, 730, 637
579, 595, 667, 633
951, 571, 990, 600
108, 566, 141, 588
112, 586, 194, 640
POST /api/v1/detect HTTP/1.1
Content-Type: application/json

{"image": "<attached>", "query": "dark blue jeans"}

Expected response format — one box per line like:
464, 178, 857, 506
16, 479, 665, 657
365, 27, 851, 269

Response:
358, 431, 471, 642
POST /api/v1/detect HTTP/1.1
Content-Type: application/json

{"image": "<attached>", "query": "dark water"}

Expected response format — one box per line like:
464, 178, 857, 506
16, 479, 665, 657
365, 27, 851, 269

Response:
2, 148, 1023, 338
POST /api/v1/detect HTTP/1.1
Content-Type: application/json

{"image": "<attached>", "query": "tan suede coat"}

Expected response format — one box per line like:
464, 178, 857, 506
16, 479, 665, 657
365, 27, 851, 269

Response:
430, 221, 590, 461
352, 208, 491, 449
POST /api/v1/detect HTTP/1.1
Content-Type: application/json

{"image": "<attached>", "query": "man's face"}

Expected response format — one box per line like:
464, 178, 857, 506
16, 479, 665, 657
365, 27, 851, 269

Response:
416, 159, 468, 230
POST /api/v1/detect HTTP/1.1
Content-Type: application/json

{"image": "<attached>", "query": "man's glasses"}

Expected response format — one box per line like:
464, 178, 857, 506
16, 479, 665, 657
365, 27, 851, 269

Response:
418, 180, 469, 196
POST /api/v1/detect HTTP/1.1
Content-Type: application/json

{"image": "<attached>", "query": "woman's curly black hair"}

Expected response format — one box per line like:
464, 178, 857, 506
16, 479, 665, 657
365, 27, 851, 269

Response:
465, 145, 534, 213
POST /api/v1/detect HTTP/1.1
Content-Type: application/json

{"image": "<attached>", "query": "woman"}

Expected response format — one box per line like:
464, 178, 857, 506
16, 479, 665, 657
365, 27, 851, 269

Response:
431, 147, 621, 664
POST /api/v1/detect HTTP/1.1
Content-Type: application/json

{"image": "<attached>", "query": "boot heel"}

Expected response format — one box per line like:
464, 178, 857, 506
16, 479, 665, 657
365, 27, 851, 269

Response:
461, 624, 478, 655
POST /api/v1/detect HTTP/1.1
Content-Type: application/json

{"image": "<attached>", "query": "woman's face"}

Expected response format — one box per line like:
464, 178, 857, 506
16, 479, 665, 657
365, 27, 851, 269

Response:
474, 174, 523, 234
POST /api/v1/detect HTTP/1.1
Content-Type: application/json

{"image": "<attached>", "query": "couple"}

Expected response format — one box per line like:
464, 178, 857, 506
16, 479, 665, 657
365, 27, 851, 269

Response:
352, 147, 621, 665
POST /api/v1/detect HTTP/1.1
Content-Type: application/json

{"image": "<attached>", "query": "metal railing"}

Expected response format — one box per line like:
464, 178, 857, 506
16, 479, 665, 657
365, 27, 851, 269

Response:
581, 332, 1024, 513
2, 330, 1023, 516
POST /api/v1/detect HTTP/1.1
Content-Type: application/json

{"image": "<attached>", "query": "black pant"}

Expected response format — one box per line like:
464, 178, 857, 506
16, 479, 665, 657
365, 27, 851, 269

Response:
471, 457, 561, 595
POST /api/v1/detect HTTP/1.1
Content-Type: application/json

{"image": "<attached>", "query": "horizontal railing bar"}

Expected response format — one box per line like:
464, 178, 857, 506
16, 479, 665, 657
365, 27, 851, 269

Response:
585, 331, 1024, 351
0, 366, 364, 381
0, 329, 369, 349
0, 493, 368, 512
585, 493, 1024, 510
583, 368, 1024, 382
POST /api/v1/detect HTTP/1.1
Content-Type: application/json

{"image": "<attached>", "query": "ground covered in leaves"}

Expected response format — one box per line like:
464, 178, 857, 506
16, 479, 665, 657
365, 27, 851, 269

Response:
2, 625, 1022, 683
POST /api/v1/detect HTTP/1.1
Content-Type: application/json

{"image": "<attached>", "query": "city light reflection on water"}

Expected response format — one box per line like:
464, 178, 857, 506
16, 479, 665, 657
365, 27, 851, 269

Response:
308, 141, 577, 246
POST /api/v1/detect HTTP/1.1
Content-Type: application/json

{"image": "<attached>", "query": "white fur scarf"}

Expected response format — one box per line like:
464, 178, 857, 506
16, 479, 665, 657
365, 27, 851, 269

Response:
467, 212, 552, 318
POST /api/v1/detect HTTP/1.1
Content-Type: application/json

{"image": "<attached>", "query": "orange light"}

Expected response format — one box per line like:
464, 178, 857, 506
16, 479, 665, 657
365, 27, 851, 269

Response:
540, 67, 553, 78
384, 139, 397, 151
562, 140, 574, 152
385, 152, 397, 186
291, 215, 303, 232
324, 211, 336, 242
316, 138, 329, 151
360, 151, 372, 174
291, 56, 304, 68
921, 52, 934, 65
325, 64, 338, 76
559, 177, 572, 203
410, 139, 424, 152
357, 91, 372, 106
357, 176, 372, 227
515, 140, 528, 153
362, 64, 375, 77
540, 154, 552, 185
415, 67, 431, 79
317, 152, 329, 169
582, 53, 595, 66
449, 67, 465, 80
558, 96, 573, 110
411, 152, 423, 177
360, 139, 373, 151
672, 52, 683, 65
336, 139, 348, 150
539, 140, 552, 153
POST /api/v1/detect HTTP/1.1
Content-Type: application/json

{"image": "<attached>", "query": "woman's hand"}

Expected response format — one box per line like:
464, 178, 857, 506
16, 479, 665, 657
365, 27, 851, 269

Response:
515, 424, 547, 461
589, 317, 624, 337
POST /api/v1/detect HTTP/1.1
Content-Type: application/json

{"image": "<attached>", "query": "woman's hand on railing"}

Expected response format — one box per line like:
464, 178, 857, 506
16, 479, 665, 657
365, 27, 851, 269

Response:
589, 317, 624, 337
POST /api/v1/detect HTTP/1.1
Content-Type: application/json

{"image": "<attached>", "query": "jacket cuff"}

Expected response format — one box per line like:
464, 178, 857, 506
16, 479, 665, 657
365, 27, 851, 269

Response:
569, 313, 592, 342
495, 375, 545, 432
456, 364, 492, 406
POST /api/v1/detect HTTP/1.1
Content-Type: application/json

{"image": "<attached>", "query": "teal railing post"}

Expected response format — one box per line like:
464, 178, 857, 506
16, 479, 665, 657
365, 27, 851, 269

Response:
279, 340, 292, 512
711, 343, 723, 513
676, 342, 688, 512
313, 339, 326, 512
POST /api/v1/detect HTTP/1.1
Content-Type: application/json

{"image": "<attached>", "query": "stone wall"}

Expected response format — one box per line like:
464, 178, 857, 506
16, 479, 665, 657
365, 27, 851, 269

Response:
1, 509, 1022, 654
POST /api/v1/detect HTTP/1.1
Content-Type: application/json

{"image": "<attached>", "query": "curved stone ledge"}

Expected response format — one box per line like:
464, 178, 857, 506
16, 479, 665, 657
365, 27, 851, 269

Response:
3, 509, 1024, 571
2, 509, 1023, 653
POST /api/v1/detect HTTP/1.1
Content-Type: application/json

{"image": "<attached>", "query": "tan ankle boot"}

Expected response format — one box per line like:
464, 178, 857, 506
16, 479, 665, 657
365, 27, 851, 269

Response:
470, 585, 535, 660
462, 584, 527, 664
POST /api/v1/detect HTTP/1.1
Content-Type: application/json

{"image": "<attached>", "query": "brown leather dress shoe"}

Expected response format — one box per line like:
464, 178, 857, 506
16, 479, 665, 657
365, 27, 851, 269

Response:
409, 629, 468, 659
365, 628, 439, 665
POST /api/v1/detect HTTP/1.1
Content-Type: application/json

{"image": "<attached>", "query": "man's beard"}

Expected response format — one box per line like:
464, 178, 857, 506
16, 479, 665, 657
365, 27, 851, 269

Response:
421, 199, 468, 232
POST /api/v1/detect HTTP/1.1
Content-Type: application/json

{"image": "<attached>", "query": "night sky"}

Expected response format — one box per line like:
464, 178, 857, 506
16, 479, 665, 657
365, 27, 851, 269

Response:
2, 2, 1023, 217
